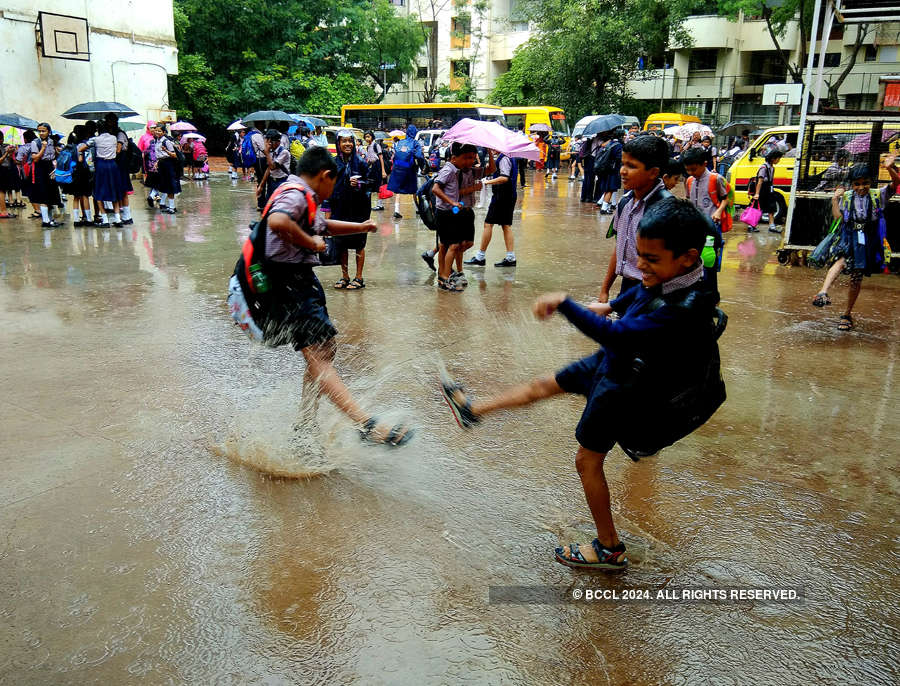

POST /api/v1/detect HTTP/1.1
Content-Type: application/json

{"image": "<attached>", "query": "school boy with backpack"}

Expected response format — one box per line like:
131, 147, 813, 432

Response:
599, 135, 673, 301
386, 125, 425, 218
682, 146, 732, 303
441, 197, 726, 570
811, 159, 899, 331
227, 147, 413, 447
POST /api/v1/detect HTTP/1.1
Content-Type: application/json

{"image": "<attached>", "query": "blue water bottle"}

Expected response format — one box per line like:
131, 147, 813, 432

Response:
452, 201, 464, 215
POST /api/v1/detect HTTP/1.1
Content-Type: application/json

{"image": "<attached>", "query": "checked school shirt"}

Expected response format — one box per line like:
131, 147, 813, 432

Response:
612, 180, 666, 281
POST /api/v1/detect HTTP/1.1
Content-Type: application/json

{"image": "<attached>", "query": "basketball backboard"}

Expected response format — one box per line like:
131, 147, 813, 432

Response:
37, 12, 90, 61
763, 83, 803, 106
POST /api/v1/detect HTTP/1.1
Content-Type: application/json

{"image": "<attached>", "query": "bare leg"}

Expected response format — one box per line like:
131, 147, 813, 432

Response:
501, 225, 514, 252
440, 244, 459, 280
339, 249, 350, 281
574, 447, 619, 549
469, 375, 565, 417
818, 257, 845, 295
479, 223, 494, 252
845, 274, 863, 317
355, 249, 365, 280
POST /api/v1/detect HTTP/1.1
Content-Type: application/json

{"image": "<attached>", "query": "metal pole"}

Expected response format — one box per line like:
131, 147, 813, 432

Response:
813, 0, 836, 112
660, 63, 666, 112
783, 0, 824, 250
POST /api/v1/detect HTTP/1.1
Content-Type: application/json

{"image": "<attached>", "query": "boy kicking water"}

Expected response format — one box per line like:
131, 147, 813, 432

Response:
441, 197, 717, 570
229, 147, 413, 446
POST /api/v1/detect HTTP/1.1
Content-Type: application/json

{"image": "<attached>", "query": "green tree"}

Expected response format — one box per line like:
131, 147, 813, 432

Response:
168, 0, 419, 132
718, 0, 872, 107
489, 0, 693, 118
350, 0, 427, 102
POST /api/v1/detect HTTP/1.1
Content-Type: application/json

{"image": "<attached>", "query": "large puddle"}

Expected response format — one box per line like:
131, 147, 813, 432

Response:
1, 174, 898, 684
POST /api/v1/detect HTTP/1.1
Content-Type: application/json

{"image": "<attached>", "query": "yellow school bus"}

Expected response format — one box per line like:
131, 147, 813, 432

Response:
341, 103, 506, 131
502, 106, 570, 158
643, 112, 702, 131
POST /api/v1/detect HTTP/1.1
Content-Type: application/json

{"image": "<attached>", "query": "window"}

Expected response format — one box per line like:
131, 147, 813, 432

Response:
389, 0, 404, 5
417, 66, 428, 79
865, 45, 877, 62
450, 16, 471, 49
812, 52, 841, 68
689, 49, 717, 72
450, 60, 470, 89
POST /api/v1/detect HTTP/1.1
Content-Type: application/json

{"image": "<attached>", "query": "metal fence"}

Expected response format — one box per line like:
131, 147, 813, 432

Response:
782, 113, 900, 260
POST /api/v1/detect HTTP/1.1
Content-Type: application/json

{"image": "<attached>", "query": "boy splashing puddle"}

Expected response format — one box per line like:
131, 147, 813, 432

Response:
441, 197, 723, 570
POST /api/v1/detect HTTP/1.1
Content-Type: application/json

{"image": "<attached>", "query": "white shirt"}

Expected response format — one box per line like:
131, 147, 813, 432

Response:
89, 133, 119, 160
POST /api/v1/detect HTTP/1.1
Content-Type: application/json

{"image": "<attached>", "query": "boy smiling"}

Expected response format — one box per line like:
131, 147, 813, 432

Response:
441, 197, 718, 570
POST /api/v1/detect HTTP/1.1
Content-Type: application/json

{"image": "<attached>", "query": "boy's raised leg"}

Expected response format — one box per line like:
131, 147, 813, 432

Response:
442, 374, 564, 428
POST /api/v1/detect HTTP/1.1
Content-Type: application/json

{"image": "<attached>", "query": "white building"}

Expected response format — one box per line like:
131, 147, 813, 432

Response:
386, 2, 900, 127
0, 1, 177, 133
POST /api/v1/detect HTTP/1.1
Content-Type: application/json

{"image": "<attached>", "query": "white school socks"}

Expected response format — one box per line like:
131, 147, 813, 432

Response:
394, 196, 400, 213
114, 212, 122, 223
506, 252, 516, 260
40, 206, 50, 222
99, 213, 108, 224
84, 209, 93, 222
167, 197, 175, 209
72, 209, 81, 221
121, 206, 131, 220
160, 193, 168, 205
475, 250, 486, 260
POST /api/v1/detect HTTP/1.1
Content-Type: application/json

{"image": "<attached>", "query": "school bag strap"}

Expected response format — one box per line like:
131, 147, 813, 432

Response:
608, 187, 673, 239
241, 183, 318, 293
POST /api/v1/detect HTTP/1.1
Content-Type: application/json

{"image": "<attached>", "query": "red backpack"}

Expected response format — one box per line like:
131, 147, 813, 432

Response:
687, 173, 733, 233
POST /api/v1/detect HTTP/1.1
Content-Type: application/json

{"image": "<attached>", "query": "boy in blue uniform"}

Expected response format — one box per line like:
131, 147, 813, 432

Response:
441, 197, 717, 570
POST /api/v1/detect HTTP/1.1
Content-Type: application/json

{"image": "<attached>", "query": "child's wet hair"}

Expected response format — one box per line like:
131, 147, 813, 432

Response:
451, 142, 477, 157
764, 149, 783, 163
298, 146, 338, 176
622, 135, 669, 173
681, 147, 708, 167
663, 158, 685, 178
637, 197, 708, 256
848, 165, 871, 182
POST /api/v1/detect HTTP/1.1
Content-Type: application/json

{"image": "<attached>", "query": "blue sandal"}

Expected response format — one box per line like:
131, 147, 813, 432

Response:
359, 417, 414, 447
554, 539, 628, 570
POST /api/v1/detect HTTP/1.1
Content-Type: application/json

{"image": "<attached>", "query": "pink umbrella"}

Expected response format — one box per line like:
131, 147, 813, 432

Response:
842, 130, 897, 155
170, 121, 197, 132
181, 132, 206, 142
441, 118, 541, 160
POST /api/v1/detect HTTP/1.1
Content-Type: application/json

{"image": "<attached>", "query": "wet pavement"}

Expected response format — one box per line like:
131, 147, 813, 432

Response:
1, 174, 898, 685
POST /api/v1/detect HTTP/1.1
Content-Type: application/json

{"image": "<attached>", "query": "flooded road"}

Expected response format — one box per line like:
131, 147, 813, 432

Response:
1, 175, 898, 685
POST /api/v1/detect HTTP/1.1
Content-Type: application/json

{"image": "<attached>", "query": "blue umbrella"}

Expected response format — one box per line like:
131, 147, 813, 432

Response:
0, 113, 39, 129
61, 101, 139, 119
582, 114, 627, 137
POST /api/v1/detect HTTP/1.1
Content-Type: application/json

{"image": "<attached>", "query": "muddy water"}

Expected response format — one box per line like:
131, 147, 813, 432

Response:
1, 176, 897, 685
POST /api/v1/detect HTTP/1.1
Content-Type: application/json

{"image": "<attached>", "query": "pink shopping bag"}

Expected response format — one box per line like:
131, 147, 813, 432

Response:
740, 201, 762, 228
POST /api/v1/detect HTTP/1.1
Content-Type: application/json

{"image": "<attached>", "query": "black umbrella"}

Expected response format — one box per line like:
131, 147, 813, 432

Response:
61, 101, 139, 119
582, 114, 627, 137
716, 121, 754, 137
0, 113, 39, 129
242, 110, 295, 126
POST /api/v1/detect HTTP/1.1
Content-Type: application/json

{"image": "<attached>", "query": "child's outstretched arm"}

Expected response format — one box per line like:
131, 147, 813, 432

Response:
326, 218, 377, 236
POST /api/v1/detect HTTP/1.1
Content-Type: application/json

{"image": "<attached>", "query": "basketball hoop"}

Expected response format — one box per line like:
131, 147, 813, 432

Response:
774, 94, 788, 107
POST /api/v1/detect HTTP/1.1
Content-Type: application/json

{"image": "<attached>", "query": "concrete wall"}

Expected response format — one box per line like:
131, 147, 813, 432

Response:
0, 0, 177, 133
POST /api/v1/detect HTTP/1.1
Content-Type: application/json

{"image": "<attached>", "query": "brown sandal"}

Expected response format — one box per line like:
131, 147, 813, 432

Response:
334, 277, 350, 289
837, 315, 853, 331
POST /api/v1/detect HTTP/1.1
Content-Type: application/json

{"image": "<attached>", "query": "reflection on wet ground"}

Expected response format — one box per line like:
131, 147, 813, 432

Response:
1, 174, 898, 684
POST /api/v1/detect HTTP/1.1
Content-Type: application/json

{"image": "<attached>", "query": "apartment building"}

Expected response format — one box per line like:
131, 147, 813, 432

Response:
625, 15, 900, 127
387, 1, 899, 128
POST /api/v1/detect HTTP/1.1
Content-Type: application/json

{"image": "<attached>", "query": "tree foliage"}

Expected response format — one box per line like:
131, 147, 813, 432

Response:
169, 0, 422, 132
489, 0, 694, 118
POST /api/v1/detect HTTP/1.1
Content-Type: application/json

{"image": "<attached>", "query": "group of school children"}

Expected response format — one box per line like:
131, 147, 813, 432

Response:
228, 135, 730, 572
0, 117, 188, 228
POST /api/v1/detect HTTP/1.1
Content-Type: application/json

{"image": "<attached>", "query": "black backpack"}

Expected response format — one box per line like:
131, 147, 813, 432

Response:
414, 175, 438, 231
126, 139, 142, 174
167, 137, 186, 174
616, 296, 728, 460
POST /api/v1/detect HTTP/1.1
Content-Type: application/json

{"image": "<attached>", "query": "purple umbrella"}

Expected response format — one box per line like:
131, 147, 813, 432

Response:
440, 118, 542, 160
842, 130, 897, 154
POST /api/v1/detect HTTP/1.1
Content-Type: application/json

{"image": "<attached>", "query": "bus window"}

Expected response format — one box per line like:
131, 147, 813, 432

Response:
550, 112, 568, 135
505, 114, 525, 130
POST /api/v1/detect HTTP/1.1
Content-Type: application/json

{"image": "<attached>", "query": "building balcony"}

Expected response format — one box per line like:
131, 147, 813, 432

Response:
681, 15, 741, 49
489, 30, 530, 62
626, 68, 678, 100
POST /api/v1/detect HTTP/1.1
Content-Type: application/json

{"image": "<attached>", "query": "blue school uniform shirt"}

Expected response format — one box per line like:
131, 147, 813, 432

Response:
556, 264, 713, 390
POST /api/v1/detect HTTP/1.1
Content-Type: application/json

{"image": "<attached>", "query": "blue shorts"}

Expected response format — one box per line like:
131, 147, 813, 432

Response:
555, 350, 622, 453
262, 266, 338, 351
